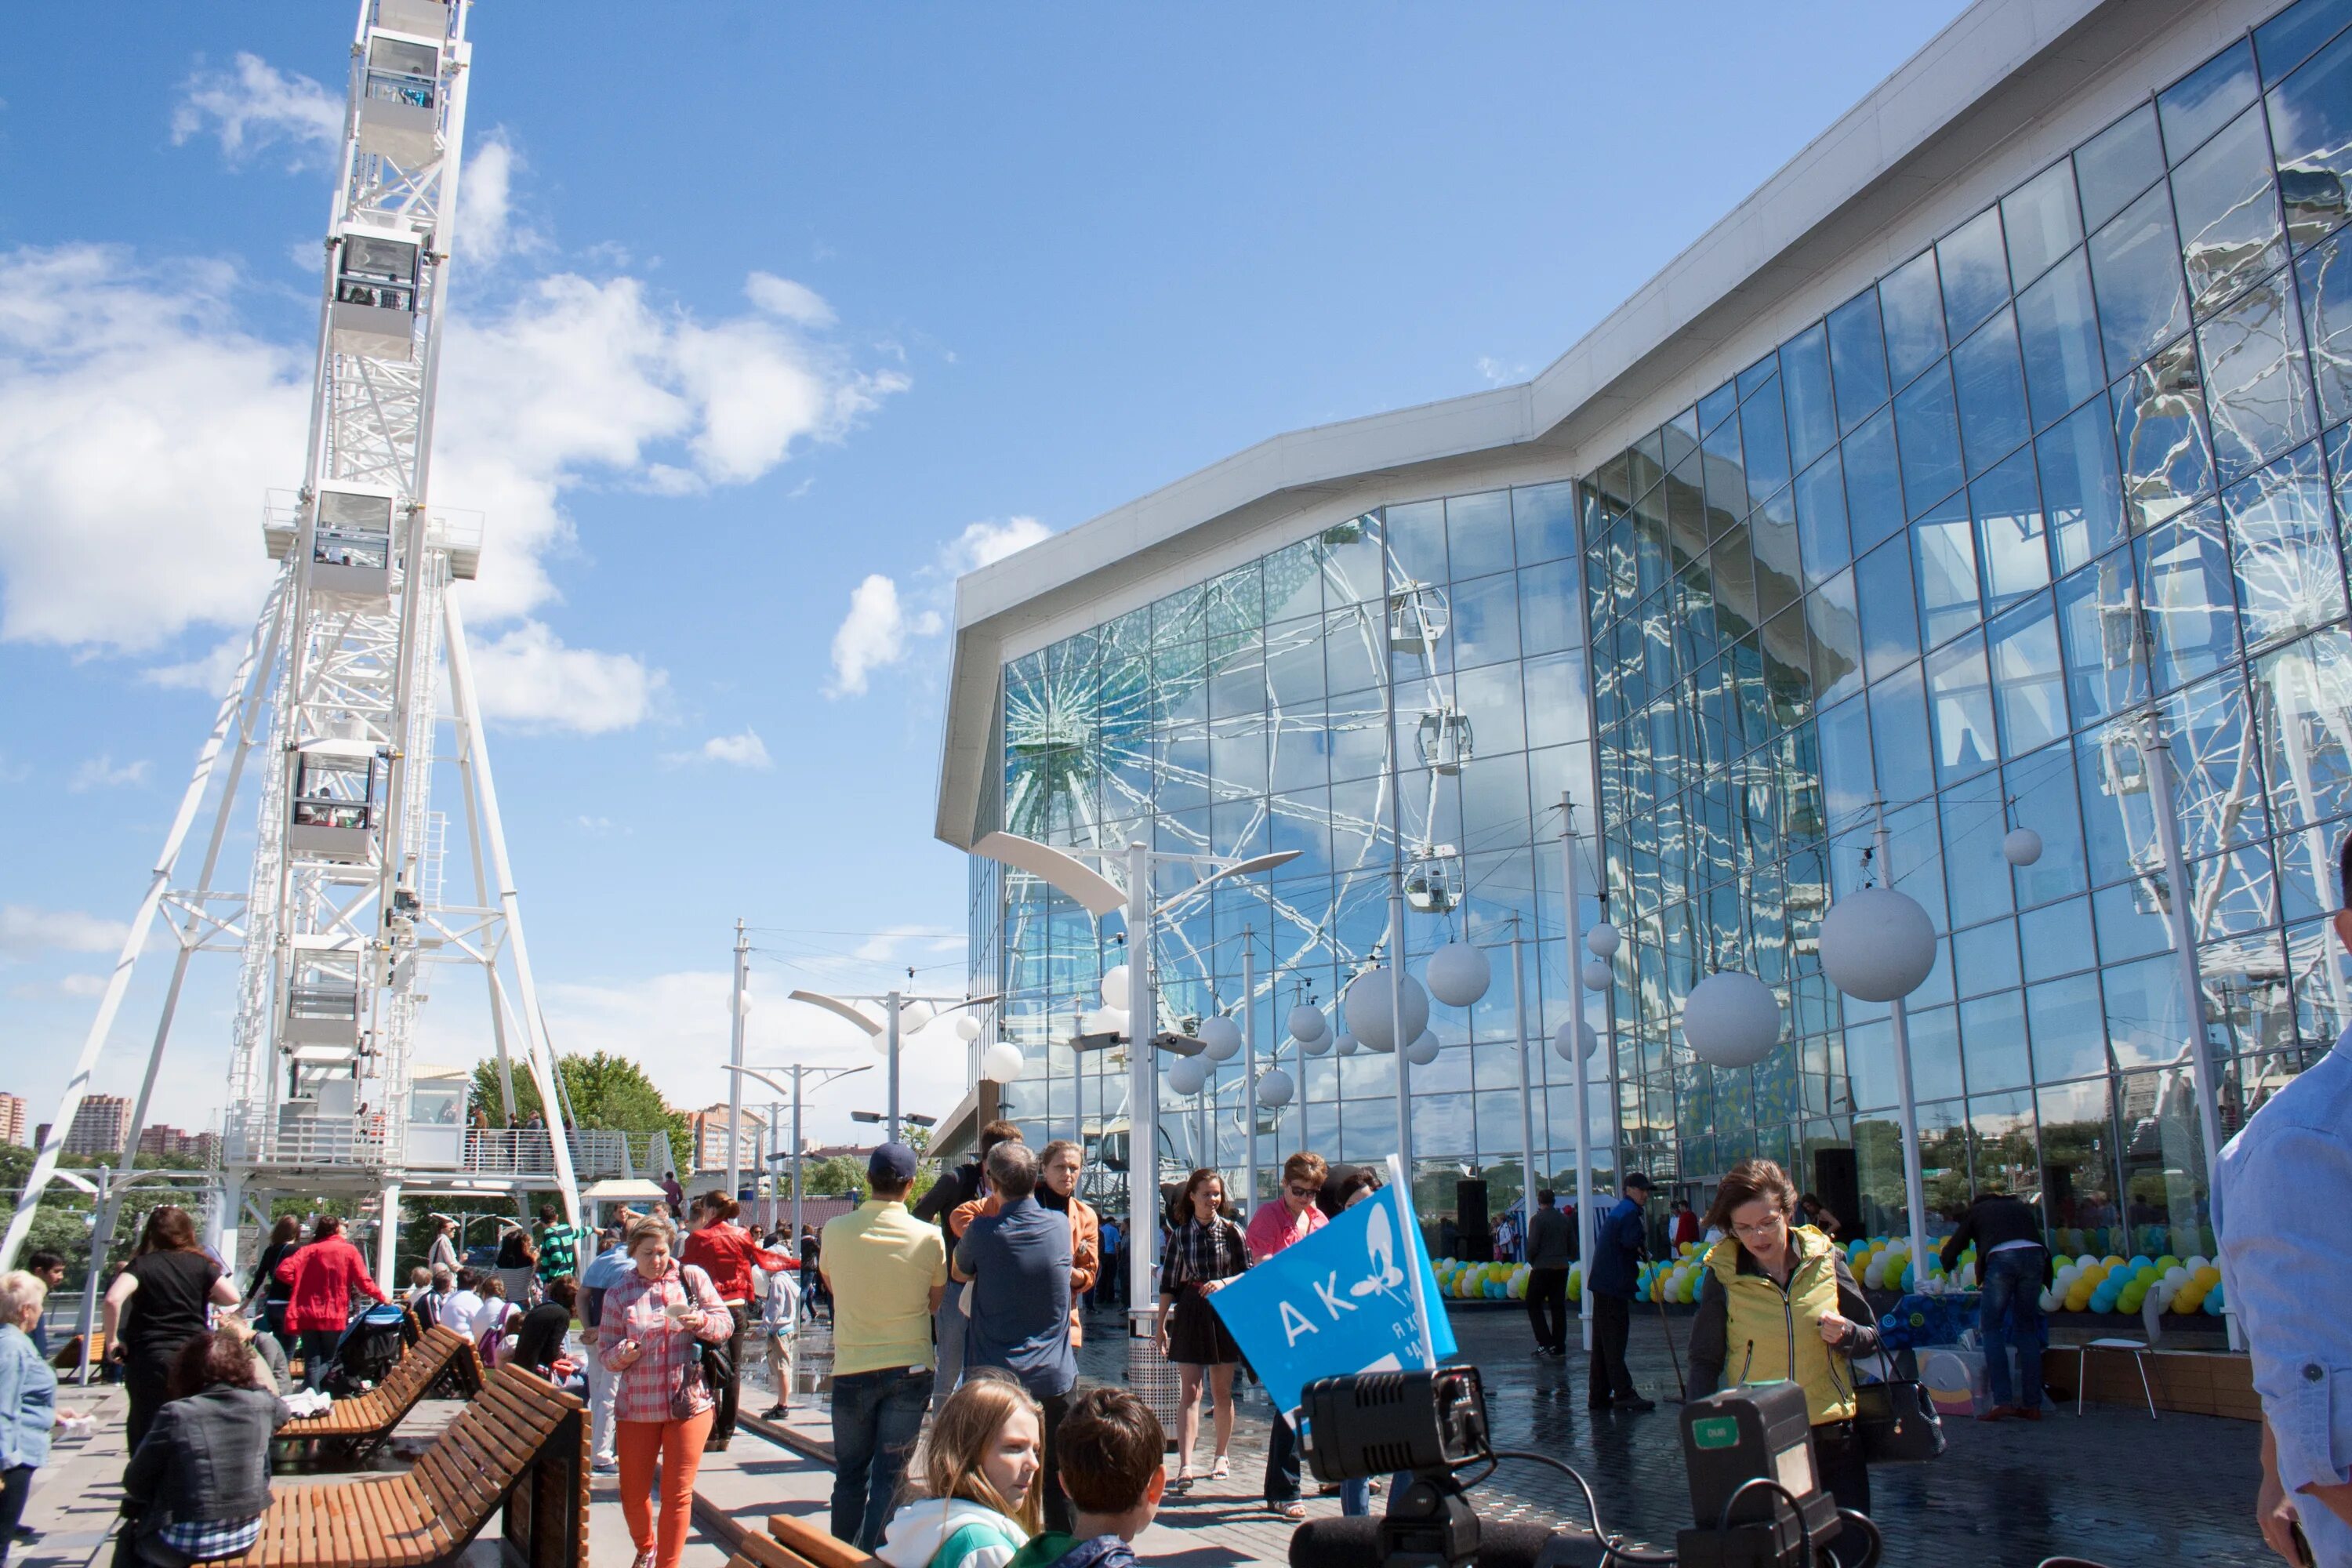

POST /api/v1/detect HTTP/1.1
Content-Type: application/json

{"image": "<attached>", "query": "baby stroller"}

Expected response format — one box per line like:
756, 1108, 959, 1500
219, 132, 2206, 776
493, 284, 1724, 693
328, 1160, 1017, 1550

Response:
320, 1302, 409, 1396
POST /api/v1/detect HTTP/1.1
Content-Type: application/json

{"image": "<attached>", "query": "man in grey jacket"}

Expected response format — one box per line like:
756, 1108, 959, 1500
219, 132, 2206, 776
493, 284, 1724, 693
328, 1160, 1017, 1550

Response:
1524, 1190, 1574, 1358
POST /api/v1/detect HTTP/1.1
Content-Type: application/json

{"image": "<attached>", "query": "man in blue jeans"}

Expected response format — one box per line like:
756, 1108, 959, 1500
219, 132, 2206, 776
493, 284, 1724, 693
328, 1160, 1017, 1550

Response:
1940, 1189, 2047, 1420
820, 1143, 948, 1548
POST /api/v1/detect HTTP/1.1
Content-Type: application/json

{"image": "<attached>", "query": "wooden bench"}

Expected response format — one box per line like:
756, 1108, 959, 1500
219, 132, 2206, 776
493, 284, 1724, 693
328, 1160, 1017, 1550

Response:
209, 1364, 586, 1568
757, 1514, 879, 1568
277, 1326, 484, 1468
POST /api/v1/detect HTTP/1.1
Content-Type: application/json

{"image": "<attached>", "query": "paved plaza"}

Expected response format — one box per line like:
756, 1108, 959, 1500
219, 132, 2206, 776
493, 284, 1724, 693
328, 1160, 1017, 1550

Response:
18, 1304, 2270, 1568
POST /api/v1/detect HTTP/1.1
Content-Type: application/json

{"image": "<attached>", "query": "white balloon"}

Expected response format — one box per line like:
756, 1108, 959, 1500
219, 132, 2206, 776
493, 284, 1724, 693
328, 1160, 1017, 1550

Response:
1334, 1032, 1360, 1058
1581, 959, 1613, 992
1199, 1016, 1243, 1062
1552, 1018, 1599, 1062
898, 1001, 935, 1033
980, 1042, 1024, 1082
1424, 942, 1493, 1007
1344, 967, 1430, 1054
1299, 1030, 1333, 1057
2002, 827, 2044, 867
1585, 923, 1623, 960
1100, 967, 1131, 1011
1167, 1056, 1209, 1096
1287, 1004, 1328, 1044
1681, 971, 1781, 1069
1405, 1031, 1442, 1065
954, 1014, 983, 1042
1256, 1068, 1294, 1108
1818, 886, 1937, 1002
1080, 1006, 1129, 1039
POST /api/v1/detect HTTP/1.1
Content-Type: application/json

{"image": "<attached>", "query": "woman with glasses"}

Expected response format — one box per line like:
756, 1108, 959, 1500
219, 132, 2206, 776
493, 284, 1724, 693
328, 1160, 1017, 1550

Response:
1243, 1152, 1328, 1520
1155, 1167, 1249, 1497
1687, 1159, 1882, 1560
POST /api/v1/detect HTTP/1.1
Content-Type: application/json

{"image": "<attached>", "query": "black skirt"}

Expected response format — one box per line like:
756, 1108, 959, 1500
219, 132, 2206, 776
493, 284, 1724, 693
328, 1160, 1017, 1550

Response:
1165, 1287, 1240, 1366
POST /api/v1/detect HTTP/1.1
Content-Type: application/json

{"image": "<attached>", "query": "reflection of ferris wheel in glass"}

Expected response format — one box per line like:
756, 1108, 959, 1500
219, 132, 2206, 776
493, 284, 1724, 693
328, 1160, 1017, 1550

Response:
998, 510, 1470, 1016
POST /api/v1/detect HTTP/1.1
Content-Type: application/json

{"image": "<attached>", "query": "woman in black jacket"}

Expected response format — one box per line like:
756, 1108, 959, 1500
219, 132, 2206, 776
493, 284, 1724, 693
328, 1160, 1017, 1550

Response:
116, 1331, 291, 1568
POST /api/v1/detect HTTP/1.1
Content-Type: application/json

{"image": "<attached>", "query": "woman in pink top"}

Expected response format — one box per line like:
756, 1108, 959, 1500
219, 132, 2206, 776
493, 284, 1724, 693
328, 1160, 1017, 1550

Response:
595, 1219, 731, 1568
1245, 1151, 1329, 1519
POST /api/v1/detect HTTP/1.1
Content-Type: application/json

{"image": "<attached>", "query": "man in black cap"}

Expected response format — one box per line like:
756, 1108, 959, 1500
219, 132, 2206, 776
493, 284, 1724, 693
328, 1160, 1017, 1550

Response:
1586, 1172, 1656, 1412
818, 1142, 948, 1550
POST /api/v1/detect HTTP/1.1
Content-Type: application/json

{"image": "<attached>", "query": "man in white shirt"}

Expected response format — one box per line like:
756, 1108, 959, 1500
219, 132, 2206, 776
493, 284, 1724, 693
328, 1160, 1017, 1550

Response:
436, 1269, 486, 1336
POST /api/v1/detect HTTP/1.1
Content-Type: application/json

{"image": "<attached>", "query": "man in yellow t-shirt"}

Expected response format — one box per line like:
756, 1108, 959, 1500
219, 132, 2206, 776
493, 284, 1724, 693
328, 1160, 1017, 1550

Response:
819, 1143, 948, 1551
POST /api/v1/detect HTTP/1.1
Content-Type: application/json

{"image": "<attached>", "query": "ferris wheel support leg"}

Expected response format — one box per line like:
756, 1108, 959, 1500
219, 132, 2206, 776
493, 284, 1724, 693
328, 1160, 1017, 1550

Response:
0, 587, 281, 1272
443, 591, 580, 1229
376, 1180, 403, 1289
212, 1170, 245, 1278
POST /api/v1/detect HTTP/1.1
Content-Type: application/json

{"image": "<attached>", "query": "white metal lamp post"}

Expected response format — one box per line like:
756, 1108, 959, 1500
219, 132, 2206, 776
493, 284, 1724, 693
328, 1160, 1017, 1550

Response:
971, 830, 1298, 1328
720, 1062, 869, 1254
787, 986, 1001, 1145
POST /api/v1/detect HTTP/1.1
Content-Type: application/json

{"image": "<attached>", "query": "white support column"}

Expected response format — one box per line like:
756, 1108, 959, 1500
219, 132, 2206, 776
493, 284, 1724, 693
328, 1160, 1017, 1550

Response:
1126, 840, 1156, 1329
1243, 936, 1258, 1210
377, 1181, 402, 1286
728, 919, 748, 1197
1872, 801, 1932, 1281
1563, 794, 1595, 1351
214, 1170, 246, 1279
445, 592, 581, 1227
886, 991, 903, 1144
1510, 927, 1538, 1275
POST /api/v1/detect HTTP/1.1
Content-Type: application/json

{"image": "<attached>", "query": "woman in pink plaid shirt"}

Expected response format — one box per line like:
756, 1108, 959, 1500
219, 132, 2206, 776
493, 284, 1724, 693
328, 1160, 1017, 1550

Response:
595, 1220, 732, 1568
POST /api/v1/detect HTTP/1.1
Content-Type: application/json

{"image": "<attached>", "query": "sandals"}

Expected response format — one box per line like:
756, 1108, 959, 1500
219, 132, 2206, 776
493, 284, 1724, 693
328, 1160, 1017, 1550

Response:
1169, 1472, 1195, 1496
1210, 1455, 1232, 1480
1272, 1501, 1307, 1521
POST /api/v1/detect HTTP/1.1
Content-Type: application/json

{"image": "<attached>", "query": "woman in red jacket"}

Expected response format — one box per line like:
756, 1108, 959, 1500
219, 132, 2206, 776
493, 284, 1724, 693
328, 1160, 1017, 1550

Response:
274, 1216, 388, 1390
678, 1192, 793, 1450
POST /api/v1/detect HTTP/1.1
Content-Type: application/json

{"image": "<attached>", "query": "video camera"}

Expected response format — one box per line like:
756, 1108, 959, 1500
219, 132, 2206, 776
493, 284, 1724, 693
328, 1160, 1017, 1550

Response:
1291, 1369, 1880, 1568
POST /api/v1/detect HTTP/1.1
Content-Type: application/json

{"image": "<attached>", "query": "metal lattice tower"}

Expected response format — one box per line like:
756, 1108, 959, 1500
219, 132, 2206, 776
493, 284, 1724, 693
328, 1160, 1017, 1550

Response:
2, 0, 584, 1279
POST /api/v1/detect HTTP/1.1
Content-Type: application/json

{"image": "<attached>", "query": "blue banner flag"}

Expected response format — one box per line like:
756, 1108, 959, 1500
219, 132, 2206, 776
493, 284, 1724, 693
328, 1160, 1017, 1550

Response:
1209, 1155, 1455, 1419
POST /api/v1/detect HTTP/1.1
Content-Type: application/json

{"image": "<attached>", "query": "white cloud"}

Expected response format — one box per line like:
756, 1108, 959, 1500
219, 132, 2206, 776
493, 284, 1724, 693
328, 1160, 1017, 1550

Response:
744, 273, 836, 328
69, 755, 150, 792
668, 728, 771, 769
0, 905, 132, 955
464, 620, 664, 735
827, 574, 939, 698
457, 132, 541, 269
142, 634, 248, 694
9, 973, 110, 1001
170, 53, 340, 166
945, 516, 1051, 573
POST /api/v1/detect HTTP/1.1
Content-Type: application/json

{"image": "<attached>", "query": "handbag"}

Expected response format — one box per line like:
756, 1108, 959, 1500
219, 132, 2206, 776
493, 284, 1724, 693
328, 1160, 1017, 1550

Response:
1853, 1378, 1945, 1463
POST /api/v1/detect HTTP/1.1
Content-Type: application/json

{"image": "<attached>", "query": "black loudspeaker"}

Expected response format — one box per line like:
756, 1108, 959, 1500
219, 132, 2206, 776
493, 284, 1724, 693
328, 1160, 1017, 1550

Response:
1813, 1148, 1860, 1240
1457, 1179, 1490, 1262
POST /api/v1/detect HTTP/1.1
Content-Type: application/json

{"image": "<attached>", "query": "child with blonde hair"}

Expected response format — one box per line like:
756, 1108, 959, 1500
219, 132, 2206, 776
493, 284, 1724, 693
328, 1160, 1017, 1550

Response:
877, 1370, 1042, 1568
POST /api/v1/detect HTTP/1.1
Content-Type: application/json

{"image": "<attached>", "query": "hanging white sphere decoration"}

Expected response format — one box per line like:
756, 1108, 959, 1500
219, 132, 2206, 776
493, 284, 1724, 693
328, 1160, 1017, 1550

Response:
735, 990, 753, 1017
1817, 885, 1938, 1002
1080, 1006, 1129, 1040
1257, 1068, 1294, 1108
1586, 922, 1623, 960
1581, 959, 1613, 992
1552, 1018, 1599, 1062
1343, 967, 1431, 1054
898, 1001, 935, 1033
2002, 827, 2044, 867
1100, 966, 1131, 1011
867, 1027, 891, 1056
1199, 1016, 1243, 1062
1298, 1029, 1333, 1057
979, 1042, 1024, 1082
954, 1014, 983, 1042
1334, 1031, 1360, 1058
1404, 1031, 1443, 1066
1681, 971, 1783, 1069
1167, 1055, 1209, 1096
1424, 941, 1493, 1008
1287, 1004, 1328, 1043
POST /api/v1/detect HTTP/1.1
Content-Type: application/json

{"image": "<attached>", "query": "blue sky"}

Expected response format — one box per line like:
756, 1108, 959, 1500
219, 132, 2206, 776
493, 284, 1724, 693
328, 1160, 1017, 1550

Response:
0, 2, 1965, 1147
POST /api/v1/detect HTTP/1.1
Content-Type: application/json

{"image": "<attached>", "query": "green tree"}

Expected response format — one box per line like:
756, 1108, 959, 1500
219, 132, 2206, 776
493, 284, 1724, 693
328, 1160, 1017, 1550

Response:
468, 1051, 692, 1156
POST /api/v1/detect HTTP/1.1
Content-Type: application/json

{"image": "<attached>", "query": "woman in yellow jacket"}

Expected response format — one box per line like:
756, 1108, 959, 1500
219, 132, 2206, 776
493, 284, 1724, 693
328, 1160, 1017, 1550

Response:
1686, 1159, 1882, 1559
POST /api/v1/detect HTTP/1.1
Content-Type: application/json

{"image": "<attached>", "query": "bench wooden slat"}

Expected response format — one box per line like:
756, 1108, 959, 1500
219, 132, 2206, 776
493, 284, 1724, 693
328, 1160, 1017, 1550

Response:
767, 1513, 881, 1568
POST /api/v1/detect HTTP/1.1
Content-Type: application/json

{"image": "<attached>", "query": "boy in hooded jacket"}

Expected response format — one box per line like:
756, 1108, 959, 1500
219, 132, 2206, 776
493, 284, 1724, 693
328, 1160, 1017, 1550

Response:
1004, 1387, 1164, 1568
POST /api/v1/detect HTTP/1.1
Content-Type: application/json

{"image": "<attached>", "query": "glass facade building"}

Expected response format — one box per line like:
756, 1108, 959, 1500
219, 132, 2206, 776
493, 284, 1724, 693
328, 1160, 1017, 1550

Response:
957, 0, 2352, 1254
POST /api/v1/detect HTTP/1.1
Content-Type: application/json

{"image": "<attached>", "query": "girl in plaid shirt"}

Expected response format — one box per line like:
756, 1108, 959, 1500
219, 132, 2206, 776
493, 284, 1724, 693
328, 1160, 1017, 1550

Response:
1152, 1168, 1250, 1494
596, 1221, 732, 1568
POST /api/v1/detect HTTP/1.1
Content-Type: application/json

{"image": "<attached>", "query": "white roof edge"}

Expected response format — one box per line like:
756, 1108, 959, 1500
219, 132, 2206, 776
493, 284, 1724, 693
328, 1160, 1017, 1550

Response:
936, 0, 2135, 846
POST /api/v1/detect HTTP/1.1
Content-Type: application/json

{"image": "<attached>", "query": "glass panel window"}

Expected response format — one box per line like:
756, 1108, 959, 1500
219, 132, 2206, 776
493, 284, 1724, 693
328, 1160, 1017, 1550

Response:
1989, 593, 2069, 757
1809, 567, 1864, 706
2005, 161, 2084, 287
2076, 103, 2165, 233
2201, 272, 2321, 481
2172, 107, 2288, 317
1947, 792, 2017, 927
2296, 230, 2352, 425
2089, 184, 2193, 371
1940, 207, 2013, 340
1927, 632, 2000, 784
2256, 622, 2352, 832
1818, 694, 1875, 826
1881, 249, 1950, 388
1781, 322, 1840, 469
1829, 290, 1893, 431
1794, 450, 1851, 586
1513, 481, 1580, 565
2025, 973, 2103, 1087
1740, 381, 1794, 505
2161, 39, 2261, 161
2267, 25, 2352, 248
2039, 399, 2129, 572
1446, 491, 1515, 580
1915, 498, 1984, 646
1449, 572, 1520, 670
1704, 405, 1748, 530
1751, 489, 1803, 624
1952, 308, 2034, 474
2112, 337, 2216, 530
1699, 380, 1739, 435
2055, 548, 2151, 724
2016, 251, 2109, 427
2227, 443, 2347, 648
1871, 660, 1935, 804
1857, 534, 1921, 681
1844, 405, 1907, 553
1961, 990, 2033, 1091
2009, 742, 2089, 909
2259, 0, 2352, 82
1973, 448, 2053, 608
2136, 502, 2241, 691
1896, 367, 1965, 517
1519, 557, 1581, 656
